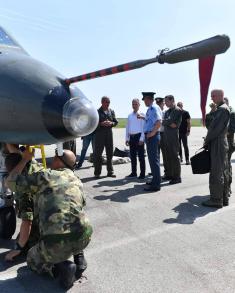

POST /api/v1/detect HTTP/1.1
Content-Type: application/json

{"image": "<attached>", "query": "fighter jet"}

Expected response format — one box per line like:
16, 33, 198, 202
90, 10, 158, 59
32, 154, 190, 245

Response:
0, 26, 230, 145
0, 26, 99, 145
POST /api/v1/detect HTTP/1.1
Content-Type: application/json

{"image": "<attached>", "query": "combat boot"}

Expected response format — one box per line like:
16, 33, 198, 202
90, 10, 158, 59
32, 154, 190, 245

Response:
55, 260, 76, 289
74, 251, 87, 279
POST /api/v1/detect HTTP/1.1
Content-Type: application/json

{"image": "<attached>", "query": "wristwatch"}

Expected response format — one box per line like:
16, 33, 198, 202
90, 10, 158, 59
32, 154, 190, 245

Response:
14, 242, 24, 251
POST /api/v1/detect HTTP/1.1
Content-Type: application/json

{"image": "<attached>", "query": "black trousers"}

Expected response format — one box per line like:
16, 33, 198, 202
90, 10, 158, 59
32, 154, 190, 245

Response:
179, 133, 189, 161
129, 133, 145, 176
93, 129, 114, 176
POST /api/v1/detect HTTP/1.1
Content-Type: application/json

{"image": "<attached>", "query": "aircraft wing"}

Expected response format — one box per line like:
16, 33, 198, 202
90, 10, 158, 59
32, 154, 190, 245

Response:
0, 26, 29, 55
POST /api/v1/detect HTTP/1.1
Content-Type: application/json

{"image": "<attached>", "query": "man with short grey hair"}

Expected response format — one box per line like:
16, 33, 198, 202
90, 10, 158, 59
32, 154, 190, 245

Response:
202, 89, 230, 208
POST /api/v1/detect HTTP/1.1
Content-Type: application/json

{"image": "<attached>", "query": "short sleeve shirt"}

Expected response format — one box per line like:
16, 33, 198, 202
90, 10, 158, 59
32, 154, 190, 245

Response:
143, 104, 162, 133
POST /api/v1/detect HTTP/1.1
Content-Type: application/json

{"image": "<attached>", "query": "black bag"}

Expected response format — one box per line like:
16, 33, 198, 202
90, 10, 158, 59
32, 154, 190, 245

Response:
113, 147, 129, 158
190, 148, 210, 174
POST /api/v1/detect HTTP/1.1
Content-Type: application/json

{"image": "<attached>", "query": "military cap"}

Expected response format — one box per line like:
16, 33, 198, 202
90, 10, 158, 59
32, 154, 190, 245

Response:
155, 97, 164, 104
142, 92, 156, 100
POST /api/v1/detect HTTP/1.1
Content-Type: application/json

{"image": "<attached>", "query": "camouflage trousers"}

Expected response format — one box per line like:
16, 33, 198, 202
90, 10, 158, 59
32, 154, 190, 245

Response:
27, 227, 92, 276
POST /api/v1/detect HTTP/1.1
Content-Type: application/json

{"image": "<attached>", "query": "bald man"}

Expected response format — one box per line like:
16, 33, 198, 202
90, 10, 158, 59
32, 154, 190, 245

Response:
202, 89, 230, 208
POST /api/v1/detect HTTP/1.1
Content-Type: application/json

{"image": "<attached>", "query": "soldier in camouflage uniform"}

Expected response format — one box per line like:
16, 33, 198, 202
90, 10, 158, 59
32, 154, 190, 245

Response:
5, 148, 92, 289
162, 95, 182, 184
202, 90, 230, 208
224, 97, 235, 196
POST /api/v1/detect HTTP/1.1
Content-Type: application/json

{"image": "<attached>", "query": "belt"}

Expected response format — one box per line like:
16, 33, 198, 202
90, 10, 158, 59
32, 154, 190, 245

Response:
129, 133, 141, 137
144, 131, 159, 135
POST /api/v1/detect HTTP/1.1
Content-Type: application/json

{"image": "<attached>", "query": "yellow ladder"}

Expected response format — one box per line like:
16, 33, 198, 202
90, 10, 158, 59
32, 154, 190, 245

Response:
28, 145, 47, 168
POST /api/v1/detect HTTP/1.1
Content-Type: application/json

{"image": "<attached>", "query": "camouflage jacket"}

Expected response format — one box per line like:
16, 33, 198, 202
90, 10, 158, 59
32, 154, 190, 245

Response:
9, 167, 88, 236
14, 159, 44, 221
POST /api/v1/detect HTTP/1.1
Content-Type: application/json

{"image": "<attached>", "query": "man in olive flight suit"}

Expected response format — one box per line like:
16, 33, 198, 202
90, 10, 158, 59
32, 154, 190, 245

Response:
202, 89, 230, 208
224, 97, 235, 196
162, 95, 182, 184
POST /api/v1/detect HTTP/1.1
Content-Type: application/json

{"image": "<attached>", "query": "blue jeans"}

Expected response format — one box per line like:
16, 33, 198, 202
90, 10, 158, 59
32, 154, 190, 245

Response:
77, 133, 94, 167
146, 133, 161, 189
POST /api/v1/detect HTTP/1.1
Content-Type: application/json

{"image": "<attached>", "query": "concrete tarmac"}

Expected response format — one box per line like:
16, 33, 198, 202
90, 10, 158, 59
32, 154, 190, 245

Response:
0, 127, 235, 293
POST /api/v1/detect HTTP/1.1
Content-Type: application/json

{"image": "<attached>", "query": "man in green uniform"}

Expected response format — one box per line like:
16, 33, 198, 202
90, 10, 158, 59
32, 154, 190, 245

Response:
224, 97, 235, 196
5, 148, 92, 289
202, 89, 230, 208
93, 96, 118, 178
162, 95, 182, 184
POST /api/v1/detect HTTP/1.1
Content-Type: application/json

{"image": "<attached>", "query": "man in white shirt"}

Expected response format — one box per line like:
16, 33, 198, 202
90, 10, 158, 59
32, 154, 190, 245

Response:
125, 99, 146, 179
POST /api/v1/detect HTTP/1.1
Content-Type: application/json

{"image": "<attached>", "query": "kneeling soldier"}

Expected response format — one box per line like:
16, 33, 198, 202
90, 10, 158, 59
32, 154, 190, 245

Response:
5, 148, 92, 289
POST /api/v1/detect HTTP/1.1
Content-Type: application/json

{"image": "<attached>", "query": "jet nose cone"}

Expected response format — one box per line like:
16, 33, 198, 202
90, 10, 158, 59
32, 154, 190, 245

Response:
63, 96, 99, 137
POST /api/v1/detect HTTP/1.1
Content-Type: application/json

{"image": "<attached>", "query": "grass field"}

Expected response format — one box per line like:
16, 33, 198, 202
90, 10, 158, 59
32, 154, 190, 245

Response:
116, 118, 202, 128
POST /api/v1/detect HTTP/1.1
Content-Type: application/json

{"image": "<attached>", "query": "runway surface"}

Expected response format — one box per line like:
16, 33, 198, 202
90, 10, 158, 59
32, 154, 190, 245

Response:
1, 127, 235, 293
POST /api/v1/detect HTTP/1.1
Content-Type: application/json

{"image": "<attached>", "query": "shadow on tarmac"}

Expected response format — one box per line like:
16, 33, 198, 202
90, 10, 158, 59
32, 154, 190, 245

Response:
92, 178, 138, 188
0, 265, 66, 293
0, 250, 26, 272
163, 195, 218, 224
94, 183, 146, 203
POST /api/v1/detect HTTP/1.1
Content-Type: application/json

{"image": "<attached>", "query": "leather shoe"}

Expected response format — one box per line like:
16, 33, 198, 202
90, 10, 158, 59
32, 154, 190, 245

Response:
169, 178, 182, 185
144, 186, 160, 192
126, 173, 137, 178
107, 173, 116, 178
138, 175, 145, 179
186, 160, 190, 165
146, 181, 152, 185
94, 175, 100, 179
202, 199, 223, 208
161, 175, 172, 181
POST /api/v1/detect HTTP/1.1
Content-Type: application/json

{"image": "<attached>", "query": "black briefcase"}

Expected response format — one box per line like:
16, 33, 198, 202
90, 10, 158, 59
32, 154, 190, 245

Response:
190, 148, 210, 174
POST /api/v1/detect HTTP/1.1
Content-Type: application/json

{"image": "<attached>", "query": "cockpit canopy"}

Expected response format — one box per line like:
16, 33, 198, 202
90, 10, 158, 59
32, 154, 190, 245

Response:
0, 26, 28, 54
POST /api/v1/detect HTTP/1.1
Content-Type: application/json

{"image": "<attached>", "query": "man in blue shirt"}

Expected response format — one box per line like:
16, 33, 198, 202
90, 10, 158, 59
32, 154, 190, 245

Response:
138, 92, 162, 191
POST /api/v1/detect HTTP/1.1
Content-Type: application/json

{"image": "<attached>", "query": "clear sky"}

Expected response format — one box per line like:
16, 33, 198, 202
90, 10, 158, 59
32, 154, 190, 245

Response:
0, 0, 234, 118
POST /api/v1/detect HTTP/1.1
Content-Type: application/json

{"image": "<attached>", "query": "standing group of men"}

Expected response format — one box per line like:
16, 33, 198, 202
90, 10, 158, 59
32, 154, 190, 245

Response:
125, 92, 189, 192
125, 89, 234, 208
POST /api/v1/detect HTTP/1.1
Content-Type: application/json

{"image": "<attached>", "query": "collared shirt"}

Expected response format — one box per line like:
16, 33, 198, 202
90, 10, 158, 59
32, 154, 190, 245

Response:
126, 111, 145, 142
143, 104, 162, 133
